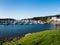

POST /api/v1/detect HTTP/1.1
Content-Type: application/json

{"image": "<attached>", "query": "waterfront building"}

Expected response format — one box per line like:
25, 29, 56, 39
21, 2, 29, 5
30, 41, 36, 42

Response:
50, 17, 60, 24
51, 17, 60, 21
0, 18, 16, 24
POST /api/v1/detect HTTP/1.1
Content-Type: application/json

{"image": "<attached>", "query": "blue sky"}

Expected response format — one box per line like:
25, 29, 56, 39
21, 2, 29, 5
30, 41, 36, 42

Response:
0, 0, 60, 19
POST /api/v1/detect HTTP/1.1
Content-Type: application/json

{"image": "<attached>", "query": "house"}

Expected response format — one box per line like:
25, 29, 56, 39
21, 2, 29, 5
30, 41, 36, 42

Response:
0, 18, 16, 24
51, 17, 60, 21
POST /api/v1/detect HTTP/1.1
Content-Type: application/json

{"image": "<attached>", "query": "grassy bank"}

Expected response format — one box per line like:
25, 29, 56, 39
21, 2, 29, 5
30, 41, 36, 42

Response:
3, 30, 60, 45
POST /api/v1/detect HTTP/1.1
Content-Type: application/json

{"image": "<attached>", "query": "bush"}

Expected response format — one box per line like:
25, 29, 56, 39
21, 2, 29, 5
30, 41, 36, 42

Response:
3, 30, 60, 45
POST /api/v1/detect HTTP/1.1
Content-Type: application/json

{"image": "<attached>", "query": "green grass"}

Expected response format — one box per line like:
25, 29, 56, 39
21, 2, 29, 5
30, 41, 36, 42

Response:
3, 30, 60, 45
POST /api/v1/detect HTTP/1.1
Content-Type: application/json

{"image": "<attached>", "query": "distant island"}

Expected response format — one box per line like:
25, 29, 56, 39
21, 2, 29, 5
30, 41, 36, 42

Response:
0, 15, 60, 25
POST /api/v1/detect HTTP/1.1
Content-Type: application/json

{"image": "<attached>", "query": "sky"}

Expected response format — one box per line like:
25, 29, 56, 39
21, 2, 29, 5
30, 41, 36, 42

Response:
0, 0, 60, 19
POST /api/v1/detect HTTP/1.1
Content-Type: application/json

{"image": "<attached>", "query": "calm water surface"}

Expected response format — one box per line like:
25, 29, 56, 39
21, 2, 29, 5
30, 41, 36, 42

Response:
0, 24, 60, 38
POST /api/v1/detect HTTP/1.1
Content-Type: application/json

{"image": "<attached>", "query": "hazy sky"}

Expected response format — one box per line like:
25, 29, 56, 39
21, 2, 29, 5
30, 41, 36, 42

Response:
0, 0, 60, 19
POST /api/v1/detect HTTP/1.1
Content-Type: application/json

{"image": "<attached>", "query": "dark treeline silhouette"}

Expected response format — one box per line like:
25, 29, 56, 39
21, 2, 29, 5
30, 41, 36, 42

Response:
28, 15, 60, 21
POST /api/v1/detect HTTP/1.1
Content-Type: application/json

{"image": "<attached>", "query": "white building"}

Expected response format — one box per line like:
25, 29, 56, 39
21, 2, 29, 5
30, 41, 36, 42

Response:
51, 17, 60, 21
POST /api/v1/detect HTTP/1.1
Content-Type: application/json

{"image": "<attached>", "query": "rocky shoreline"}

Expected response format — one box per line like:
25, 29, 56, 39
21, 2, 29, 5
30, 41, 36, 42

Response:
0, 34, 25, 45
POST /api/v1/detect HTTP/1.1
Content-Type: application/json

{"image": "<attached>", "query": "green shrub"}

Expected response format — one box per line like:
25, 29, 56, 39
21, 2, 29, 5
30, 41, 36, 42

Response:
3, 30, 60, 45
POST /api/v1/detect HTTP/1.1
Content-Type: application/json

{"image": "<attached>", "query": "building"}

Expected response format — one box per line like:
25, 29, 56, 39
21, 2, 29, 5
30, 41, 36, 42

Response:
0, 18, 16, 24
51, 17, 60, 21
